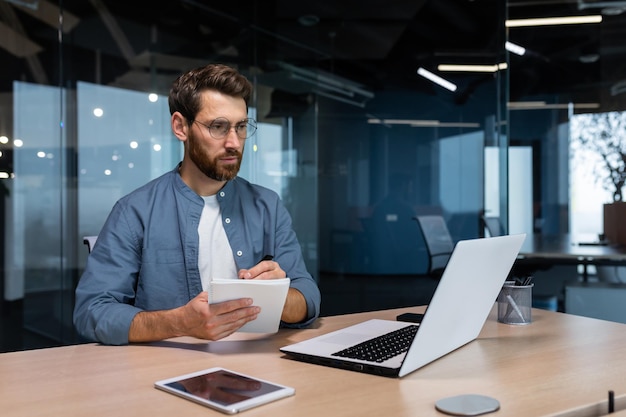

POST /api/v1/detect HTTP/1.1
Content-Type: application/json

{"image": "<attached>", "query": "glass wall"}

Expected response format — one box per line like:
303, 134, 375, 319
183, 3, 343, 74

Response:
506, 2, 626, 299
2, 0, 510, 349
507, 2, 626, 238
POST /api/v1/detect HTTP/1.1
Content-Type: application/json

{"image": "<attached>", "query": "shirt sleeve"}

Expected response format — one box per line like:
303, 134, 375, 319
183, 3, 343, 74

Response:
73, 202, 143, 345
273, 200, 321, 327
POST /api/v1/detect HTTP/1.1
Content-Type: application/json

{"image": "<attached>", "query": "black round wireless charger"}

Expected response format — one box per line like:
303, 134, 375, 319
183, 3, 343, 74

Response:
435, 394, 500, 416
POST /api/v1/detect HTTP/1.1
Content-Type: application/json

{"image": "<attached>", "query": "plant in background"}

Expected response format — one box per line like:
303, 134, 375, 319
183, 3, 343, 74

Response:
570, 110, 626, 202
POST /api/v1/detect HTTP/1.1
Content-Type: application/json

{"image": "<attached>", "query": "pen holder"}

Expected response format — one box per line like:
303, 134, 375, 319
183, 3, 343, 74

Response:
497, 283, 533, 325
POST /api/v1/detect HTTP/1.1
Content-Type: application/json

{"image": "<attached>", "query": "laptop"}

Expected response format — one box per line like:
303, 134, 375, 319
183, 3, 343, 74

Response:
280, 234, 526, 378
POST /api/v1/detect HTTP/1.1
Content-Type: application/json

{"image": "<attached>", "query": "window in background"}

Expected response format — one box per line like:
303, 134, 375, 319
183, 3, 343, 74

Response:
570, 111, 626, 237
484, 146, 533, 236
11, 81, 68, 342
77, 81, 181, 248
239, 121, 295, 198
440, 130, 484, 241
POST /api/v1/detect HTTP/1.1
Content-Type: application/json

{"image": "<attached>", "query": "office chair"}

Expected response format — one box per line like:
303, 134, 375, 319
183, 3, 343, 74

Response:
482, 216, 504, 237
83, 236, 98, 253
413, 215, 454, 278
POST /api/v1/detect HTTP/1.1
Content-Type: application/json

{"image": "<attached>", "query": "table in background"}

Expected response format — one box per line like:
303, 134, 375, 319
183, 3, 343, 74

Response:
515, 233, 626, 280
2, 307, 626, 417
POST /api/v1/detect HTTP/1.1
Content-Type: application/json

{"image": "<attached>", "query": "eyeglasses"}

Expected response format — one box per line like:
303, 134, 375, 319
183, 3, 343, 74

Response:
193, 117, 257, 140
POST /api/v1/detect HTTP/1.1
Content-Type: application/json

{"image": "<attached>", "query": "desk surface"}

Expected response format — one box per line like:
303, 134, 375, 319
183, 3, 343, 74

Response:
2, 307, 626, 417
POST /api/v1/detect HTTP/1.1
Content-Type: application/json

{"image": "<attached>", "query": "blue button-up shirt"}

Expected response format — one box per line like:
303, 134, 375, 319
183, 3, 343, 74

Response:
74, 166, 321, 345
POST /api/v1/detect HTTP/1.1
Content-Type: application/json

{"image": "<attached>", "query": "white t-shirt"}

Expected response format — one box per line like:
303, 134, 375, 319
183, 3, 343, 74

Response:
198, 195, 238, 291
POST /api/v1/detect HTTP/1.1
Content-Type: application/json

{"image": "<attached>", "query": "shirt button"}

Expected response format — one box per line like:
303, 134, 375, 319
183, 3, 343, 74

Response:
225, 218, 231, 224
236, 250, 243, 257
219, 191, 225, 197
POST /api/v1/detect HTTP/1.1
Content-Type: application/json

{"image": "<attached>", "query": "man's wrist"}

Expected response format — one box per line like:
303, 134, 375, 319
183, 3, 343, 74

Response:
129, 308, 184, 342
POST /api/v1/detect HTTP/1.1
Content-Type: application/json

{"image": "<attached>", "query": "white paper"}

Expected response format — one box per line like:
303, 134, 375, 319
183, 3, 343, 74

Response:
209, 278, 290, 333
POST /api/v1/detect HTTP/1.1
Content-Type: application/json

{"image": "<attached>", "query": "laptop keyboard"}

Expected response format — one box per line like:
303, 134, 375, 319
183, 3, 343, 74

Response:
331, 325, 419, 363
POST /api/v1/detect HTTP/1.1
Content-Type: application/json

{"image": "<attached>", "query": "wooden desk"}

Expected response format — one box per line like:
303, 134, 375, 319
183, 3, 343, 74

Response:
2, 307, 626, 417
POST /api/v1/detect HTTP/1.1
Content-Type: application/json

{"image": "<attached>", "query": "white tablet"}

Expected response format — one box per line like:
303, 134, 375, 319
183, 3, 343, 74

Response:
154, 367, 295, 414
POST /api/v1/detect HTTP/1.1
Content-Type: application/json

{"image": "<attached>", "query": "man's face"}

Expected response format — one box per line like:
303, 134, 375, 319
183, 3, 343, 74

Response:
186, 90, 247, 181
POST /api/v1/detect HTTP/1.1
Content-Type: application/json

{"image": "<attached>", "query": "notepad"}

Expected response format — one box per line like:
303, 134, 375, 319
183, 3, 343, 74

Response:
209, 278, 290, 333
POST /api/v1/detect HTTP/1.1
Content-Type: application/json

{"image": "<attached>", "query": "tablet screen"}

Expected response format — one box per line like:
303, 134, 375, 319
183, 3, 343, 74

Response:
155, 368, 295, 414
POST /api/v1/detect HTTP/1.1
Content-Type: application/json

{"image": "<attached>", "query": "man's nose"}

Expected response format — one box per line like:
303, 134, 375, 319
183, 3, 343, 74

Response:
223, 128, 242, 147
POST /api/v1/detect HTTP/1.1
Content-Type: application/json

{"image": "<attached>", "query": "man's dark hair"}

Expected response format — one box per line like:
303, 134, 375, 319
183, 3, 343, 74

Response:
168, 63, 252, 121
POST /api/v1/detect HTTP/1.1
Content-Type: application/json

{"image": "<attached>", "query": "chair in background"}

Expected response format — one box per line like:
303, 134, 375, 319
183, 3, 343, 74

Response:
83, 236, 98, 253
413, 215, 455, 278
482, 215, 504, 237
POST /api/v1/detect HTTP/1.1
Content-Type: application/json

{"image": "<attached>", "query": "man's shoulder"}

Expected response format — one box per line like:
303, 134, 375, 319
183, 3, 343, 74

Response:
230, 177, 280, 200
121, 170, 172, 197
116, 168, 189, 208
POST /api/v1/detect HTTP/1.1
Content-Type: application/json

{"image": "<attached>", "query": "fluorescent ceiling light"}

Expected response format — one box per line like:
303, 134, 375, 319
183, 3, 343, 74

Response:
419, 122, 480, 128
417, 68, 457, 92
369, 119, 438, 126
438, 63, 507, 73
505, 41, 526, 56
508, 101, 600, 110
368, 118, 480, 128
506, 15, 602, 27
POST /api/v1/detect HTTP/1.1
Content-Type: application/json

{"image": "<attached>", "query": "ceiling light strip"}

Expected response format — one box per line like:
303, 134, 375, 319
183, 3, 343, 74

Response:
434, 122, 480, 128
438, 64, 503, 73
368, 119, 480, 128
417, 68, 457, 92
505, 15, 602, 27
368, 119, 438, 126
508, 102, 600, 110
505, 41, 526, 56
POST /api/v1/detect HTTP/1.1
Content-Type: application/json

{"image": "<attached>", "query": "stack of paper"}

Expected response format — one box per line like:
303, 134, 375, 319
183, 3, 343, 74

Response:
209, 278, 290, 333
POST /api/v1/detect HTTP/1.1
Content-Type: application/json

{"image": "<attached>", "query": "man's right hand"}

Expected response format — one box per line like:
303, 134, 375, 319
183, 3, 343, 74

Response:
180, 291, 261, 340
128, 291, 260, 343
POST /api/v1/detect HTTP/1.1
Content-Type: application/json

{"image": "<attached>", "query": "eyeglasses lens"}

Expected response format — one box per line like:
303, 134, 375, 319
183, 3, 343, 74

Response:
206, 118, 256, 139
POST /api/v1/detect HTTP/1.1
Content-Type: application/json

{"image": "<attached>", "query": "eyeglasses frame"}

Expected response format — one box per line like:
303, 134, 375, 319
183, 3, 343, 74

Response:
192, 117, 257, 140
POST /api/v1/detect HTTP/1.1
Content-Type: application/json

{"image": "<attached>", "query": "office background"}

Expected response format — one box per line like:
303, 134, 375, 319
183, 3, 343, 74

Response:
1, 0, 624, 351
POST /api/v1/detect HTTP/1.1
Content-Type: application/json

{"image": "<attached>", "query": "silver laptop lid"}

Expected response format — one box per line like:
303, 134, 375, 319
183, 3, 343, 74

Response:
398, 234, 526, 377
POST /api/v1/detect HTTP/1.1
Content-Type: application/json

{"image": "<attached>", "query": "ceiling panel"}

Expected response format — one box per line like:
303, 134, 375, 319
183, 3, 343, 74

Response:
1, 0, 626, 111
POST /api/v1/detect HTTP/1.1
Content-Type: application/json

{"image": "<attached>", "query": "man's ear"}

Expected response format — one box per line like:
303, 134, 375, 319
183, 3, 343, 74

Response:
171, 112, 189, 142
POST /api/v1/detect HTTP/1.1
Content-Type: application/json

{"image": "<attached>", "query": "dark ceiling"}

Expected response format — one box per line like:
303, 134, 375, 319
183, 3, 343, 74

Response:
2, 0, 626, 109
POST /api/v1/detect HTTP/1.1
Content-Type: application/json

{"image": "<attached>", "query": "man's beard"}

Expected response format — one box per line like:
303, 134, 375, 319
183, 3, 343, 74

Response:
187, 131, 242, 181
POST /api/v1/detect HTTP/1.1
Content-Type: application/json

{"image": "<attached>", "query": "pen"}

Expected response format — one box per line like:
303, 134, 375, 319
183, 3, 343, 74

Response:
506, 294, 525, 321
515, 276, 533, 286
260, 255, 273, 262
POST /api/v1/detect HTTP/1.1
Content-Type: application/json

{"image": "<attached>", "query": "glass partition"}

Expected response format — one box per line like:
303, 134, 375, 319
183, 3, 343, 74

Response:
4, 0, 626, 349
12, 81, 69, 343
77, 82, 181, 247
506, 1, 626, 239
2, 0, 510, 349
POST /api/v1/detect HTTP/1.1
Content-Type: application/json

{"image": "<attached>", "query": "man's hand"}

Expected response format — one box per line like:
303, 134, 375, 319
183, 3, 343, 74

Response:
128, 291, 260, 343
179, 291, 261, 340
238, 258, 286, 280
237, 258, 307, 324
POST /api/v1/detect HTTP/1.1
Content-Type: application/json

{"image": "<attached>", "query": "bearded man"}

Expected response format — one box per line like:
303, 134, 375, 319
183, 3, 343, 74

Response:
74, 64, 320, 345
